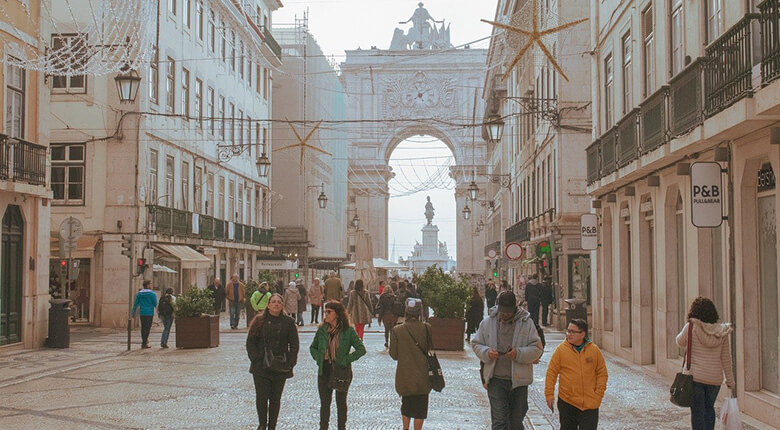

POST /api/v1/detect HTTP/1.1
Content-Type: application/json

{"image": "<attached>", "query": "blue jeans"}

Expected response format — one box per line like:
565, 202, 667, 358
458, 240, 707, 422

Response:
160, 315, 173, 346
229, 301, 241, 328
487, 378, 528, 429
691, 382, 720, 430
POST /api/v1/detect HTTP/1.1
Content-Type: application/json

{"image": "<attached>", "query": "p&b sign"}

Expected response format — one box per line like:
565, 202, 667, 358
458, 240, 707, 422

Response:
690, 162, 723, 228
580, 214, 598, 251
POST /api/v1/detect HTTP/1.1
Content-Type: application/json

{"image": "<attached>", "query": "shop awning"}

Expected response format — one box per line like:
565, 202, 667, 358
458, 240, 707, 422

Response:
50, 235, 99, 258
153, 244, 211, 269
153, 264, 178, 273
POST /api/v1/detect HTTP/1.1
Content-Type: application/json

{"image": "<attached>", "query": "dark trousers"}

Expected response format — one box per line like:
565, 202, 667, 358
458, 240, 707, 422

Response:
487, 378, 528, 429
558, 398, 598, 430
297, 310, 304, 325
318, 361, 348, 430
160, 315, 173, 346
253, 373, 286, 429
541, 302, 551, 326
527, 300, 540, 326
228, 301, 241, 328
691, 382, 720, 430
140, 315, 153, 346
311, 305, 321, 323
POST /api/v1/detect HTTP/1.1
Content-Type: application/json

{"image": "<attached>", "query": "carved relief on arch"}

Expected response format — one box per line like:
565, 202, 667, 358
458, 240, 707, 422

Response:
381, 71, 459, 120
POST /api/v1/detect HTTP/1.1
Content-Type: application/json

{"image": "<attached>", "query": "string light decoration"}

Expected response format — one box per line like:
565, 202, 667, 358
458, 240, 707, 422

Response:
273, 120, 330, 173
0, 0, 156, 76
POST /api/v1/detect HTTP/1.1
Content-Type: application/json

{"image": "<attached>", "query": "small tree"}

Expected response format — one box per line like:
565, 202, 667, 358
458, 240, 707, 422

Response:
174, 286, 214, 318
257, 270, 276, 289
418, 266, 471, 319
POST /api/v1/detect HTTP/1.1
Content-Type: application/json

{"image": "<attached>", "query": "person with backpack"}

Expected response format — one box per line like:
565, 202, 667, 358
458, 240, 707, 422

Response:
378, 287, 398, 348
158, 287, 176, 348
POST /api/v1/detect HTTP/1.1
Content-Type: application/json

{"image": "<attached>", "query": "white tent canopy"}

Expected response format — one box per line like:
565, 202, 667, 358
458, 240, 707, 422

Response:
342, 257, 406, 270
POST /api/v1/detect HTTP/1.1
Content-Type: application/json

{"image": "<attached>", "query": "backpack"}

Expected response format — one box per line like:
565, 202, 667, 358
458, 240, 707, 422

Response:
158, 294, 174, 317
392, 294, 406, 317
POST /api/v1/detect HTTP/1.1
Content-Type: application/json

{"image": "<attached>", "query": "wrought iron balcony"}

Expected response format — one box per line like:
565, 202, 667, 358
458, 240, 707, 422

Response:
586, 140, 600, 185
617, 109, 639, 167
199, 215, 215, 240
172, 209, 190, 236
0, 134, 46, 186
670, 58, 704, 136
148, 205, 273, 246
640, 86, 669, 153
262, 26, 282, 60
600, 127, 618, 176
704, 14, 759, 117
505, 217, 530, 243
760, 0, 780, 84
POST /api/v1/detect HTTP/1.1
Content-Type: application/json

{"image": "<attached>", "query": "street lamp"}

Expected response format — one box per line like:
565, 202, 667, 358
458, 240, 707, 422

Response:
468, 180, 479, 201
256, 153, 271, 178
114, 64, 141, 103
462, 203, 471, 220
485, 114, 505, 143
351, 213, 360, 229
316, 183, 327, 209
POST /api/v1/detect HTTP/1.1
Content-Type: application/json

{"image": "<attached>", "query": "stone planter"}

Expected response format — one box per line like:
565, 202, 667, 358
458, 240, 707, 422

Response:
429, 317, 465, 351
175, 315, 219, 348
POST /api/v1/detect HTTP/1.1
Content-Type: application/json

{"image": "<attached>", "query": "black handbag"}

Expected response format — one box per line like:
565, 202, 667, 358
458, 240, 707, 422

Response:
328, 362, 353, 392
406, 325, 446, 392
262, 324, 291, 374
670, 322, 694, 407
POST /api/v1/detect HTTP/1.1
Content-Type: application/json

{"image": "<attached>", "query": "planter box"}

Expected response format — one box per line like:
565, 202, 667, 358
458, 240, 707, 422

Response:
175, 315, 219, 348
429, 317, 465, 351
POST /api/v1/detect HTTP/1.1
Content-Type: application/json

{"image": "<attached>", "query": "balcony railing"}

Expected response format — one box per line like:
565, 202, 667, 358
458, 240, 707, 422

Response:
586, 140, 600, 185
262, 26, 282, 60
670, 58, 704, 136
640, 86, 669, 153
760, 0, 780, 84
148, 205, 273, 246
617, 108, 639, 167
704, 15, 759, 117
504, 218, 530, 243
0, 135, 46, 186
600, 127, 618, 176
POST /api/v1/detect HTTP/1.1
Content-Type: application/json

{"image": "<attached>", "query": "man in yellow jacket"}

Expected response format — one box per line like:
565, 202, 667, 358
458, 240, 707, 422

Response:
545, 318, 608, 430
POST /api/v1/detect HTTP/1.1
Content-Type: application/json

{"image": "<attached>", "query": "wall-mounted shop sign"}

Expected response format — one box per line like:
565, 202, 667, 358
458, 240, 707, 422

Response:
690, 162, 723, 228
580, 214, 598, 250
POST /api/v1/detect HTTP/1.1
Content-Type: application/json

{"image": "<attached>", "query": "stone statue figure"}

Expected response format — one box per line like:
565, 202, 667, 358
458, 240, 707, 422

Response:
390, 2, 453, 50
424, 196, 435, 225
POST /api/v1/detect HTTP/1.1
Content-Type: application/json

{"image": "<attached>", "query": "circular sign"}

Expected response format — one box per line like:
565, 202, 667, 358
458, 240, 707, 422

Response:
504, 242, 524, 261
487, 249, 498, 260
58, 217, 83, 241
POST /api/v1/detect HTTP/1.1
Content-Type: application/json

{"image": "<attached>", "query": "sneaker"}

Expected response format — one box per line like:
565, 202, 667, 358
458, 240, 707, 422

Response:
161, 344, 169, 349
142, 344, 151, 349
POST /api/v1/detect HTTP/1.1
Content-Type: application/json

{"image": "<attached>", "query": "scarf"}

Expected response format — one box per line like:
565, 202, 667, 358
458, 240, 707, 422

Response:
326, 324, 340, 362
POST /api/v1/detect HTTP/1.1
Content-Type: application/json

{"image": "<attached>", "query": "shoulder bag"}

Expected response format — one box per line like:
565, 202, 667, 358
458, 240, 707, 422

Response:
405, 325, 445, 392
328, 331, 353, 392
262, 322, 291, 374
670, 322, 694, 407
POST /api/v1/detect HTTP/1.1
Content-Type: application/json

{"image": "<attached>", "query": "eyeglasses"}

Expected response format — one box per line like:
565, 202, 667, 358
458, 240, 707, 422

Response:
324, 310, 334, 314
565, 329, 584, 335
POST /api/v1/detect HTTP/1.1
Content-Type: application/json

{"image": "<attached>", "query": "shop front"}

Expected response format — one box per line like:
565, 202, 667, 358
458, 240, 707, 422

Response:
152, 244, 211, 293
49, 235, 98, 324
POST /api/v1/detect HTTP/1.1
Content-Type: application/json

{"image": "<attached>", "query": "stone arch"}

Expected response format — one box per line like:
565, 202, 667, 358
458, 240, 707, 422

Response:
380, 124, 463, 164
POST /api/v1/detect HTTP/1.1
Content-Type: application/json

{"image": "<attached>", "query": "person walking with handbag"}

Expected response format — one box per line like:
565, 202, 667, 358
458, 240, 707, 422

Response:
675, 297, 734, 430
545, 318, 608, 430
378, 287, 399, 348
347, 279, 373, 339
390, 298, 433, 430
471, 291, 543, 429
309, 278, 324, 324
309, 300, 366, 430
296, 280, 307, 327
246, 294, 299, 430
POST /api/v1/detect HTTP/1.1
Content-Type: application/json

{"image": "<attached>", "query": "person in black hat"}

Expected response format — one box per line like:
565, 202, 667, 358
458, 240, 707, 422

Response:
471, 290, 543, 429
390, 298, 432, 430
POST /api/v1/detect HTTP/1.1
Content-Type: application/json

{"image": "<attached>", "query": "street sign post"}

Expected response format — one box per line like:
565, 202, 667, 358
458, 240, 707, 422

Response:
581, 214, 599, 250
58, 217, 83, 301
690, 162, 724, 227
504, 242, 524, 261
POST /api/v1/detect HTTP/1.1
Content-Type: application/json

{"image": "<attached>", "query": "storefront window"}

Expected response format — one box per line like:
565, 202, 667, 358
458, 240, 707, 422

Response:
676, 195, 686, 356
49, 258, 91, 322
569, 255, 590, 303
757, 163, 778, 394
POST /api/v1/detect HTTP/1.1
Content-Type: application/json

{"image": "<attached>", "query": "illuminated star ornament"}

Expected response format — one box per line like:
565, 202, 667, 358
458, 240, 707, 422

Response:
273, 119, 331, 173
481, 0, 588, 82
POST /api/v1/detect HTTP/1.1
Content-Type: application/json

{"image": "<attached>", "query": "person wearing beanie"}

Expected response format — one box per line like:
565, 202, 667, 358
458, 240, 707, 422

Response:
471, 290, 543, 429
283, 281, 301, 319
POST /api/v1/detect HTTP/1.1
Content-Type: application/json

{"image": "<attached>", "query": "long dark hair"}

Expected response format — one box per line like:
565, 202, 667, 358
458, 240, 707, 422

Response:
687, 297, 719, 324
248, 293, 284, 337
355, 279, 365, 292
319, 300, 351, 331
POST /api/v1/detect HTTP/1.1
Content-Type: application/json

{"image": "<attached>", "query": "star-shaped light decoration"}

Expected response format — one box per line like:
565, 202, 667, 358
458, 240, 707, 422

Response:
482, 0, 588, 82
273, 119, 330, 173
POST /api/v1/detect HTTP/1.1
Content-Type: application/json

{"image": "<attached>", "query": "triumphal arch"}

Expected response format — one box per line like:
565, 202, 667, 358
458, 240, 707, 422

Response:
340, 3, 488, 273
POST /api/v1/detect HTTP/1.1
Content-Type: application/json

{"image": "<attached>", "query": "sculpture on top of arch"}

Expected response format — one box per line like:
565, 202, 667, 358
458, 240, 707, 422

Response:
390, 2, 453, 50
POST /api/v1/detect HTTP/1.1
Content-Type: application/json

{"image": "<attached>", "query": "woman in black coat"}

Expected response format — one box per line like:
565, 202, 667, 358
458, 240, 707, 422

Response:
465, 286, 484, 341
246, 294, 300, 430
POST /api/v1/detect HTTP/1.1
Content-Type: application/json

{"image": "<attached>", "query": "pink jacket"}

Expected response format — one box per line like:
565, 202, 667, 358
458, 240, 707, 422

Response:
676, 319, 735, 388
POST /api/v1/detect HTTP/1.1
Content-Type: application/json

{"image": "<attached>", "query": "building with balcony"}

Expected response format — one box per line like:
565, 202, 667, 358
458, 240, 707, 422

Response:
587, 0, 780, 424
270, 19, 349, 284
483, 0, 591, 327
47, 0, 282, 328
0, 1, 51, 349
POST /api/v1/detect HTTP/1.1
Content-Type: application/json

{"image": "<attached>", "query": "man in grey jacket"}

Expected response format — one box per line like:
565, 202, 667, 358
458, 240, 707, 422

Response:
471, 291, 543, 430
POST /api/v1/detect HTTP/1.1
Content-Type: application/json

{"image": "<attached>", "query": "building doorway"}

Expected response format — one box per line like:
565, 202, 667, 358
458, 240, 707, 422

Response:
0, 205, 23, 345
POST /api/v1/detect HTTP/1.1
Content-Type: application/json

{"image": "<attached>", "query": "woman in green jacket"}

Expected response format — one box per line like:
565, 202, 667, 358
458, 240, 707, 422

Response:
310, 300, 366, 430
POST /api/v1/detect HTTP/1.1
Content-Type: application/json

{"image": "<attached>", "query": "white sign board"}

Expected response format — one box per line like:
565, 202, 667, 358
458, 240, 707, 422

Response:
690, 162, 723, 228
581, 214, 599, 250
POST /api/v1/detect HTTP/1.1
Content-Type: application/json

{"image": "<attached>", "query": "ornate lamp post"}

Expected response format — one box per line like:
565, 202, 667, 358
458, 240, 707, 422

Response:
462, 203, 471, 220
114, 64, 141, 103
316, 183, 327, 209
485, 114, 505, 143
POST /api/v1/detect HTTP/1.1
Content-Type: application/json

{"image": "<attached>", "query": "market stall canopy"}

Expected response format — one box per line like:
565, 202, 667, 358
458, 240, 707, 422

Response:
152, 244, 211, 269
342, 257, 406, 270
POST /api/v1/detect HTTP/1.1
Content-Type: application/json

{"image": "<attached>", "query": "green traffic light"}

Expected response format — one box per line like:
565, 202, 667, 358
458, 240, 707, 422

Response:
493, 271, 498, 277
294, 273, 299, 278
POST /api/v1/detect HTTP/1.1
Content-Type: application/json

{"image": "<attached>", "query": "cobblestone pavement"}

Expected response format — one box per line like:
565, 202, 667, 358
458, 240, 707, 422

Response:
0, 312, 773, 429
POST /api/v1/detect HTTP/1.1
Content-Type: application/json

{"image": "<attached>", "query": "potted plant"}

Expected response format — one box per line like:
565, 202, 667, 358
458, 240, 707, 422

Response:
417, 266, 471, 351
175, 286, 219, 348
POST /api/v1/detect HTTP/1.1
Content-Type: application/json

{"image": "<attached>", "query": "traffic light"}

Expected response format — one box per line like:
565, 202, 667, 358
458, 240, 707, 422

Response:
493, 270, 498, 278
137, 258, 148, 276
120, 235, 133, 258
294, 272, 299, 279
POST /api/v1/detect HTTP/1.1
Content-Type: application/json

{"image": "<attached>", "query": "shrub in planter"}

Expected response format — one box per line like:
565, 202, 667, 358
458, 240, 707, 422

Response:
175, 286, 219, 348
417, 266, 472, 350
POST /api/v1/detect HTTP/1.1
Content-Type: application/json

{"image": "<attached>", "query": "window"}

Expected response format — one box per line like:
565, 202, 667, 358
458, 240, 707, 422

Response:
194, 78, 203, 127
239, 41, 245, 79
51, 144, 85, 204
168, 0, 176, 15
237, 182, 244, 223
238, 109, 244, 147
181, 161, 190, 210
263, 67, 269, 99
262, 126, 267, 154
641, 5, 655, 97
194, 166, 203, 213
706, 0, 723, 43
228, 179, 235, 221
604, 54, 614, 130
149, 149, 158, 203
183, 0, 191, 28
51, 34, 87, 93
207, 87, 215, 134
165, 156, 175, 207
757, 163, 778, 393
166, 57, 175, 112
670, 0, 684, 76
248, 59, 252, 85
230, 30, 236, 72
675, 195, 686, 355
208, 10, 216, 51
181, 68, 190, 117
206, 172, 214, 215
196, 1, 203, 39
221, 20, 227, 63
228, 102, 235, 144
621, 32, 632, 114
149, 47, 159, 104
218, 95, 225, 140
5, 61, 24, 139
247, 116, 252, 155
218, 176, 225, 219
256, 64, 262, 95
